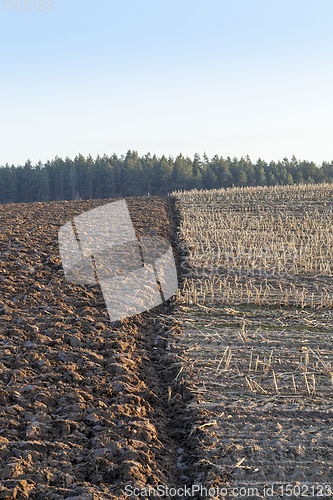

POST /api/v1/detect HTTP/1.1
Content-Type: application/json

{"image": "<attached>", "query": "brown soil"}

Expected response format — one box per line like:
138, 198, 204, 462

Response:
0, 197, 199, 500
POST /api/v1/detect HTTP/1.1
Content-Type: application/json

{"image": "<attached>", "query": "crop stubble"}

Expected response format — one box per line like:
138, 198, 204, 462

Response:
170, 184, 333, 497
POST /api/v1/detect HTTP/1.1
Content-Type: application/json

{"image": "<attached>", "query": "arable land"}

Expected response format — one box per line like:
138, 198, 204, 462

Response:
1, 184, 333, 500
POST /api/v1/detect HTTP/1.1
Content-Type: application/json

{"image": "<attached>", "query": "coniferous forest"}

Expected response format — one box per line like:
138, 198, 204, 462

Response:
1, 150, 333, 204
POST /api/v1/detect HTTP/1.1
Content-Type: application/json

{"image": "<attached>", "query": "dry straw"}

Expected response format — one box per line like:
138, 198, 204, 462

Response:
173, 183, 333, 308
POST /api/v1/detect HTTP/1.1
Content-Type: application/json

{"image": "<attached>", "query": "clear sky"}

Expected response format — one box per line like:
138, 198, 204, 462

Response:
1, 0, 332, 166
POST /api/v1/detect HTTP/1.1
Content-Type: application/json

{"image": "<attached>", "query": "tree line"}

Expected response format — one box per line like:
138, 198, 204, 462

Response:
0, 150, 333, 204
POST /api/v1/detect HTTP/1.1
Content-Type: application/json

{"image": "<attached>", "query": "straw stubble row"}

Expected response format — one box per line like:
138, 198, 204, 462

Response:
173, 183, 333, 308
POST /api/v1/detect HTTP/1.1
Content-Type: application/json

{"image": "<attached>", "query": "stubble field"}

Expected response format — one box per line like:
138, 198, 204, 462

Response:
171, 184, 333, 498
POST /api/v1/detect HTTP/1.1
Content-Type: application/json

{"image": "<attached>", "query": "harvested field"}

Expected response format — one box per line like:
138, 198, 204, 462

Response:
170, 184, 333, 498
175, 183, 333, 308
0, 197, 200, 500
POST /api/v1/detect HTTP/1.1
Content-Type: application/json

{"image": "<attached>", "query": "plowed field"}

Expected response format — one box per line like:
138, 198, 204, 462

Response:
0, 197, 201, 500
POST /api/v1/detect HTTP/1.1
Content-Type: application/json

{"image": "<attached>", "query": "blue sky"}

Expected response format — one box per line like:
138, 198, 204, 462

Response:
1, 0, 333, 166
